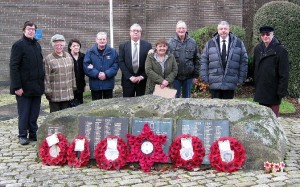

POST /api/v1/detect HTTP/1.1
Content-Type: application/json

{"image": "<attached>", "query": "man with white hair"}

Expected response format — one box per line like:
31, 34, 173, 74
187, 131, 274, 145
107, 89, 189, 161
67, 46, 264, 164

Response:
168, 20, 201, 98
44, 34, 76, 112
200, 21, 248, 99
83, 32, 119, 100
119, 23, 152, 97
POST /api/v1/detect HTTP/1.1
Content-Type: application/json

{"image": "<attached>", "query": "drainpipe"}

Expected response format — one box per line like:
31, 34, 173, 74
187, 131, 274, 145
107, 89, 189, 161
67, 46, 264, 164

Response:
110, 0, 114, 47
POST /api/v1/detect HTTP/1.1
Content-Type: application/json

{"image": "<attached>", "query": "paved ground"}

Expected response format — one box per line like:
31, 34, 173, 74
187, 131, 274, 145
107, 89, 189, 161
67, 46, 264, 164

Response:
0, 87, 299, 186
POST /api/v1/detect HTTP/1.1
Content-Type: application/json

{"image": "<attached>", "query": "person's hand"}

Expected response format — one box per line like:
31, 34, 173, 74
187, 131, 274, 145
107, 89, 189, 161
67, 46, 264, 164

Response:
148, 49, 154, 54
160, 80, 169, 88
87, 64, 93, 69
193, 78, 199, 84
137, 76, 144, 83
15, 88, 23, 96
98, 72, 106, 80
129, 76, 138, 83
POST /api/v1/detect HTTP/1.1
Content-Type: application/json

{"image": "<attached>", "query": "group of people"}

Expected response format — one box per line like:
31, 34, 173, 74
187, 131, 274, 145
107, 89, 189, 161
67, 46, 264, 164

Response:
10, 20, 289, 145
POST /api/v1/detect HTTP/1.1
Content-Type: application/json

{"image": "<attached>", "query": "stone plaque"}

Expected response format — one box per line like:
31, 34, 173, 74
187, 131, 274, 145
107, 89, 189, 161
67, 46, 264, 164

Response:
47, 126, 65, 136
79, 116, 129, 158
132, 118, 173, 162
176, 120, 229, 164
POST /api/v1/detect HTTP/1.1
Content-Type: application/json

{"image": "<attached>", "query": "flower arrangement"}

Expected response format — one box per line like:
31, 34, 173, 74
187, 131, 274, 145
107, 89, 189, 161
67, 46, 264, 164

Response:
169, 134, 205, 170
264, 161, 285, 173
67, 135, 90, 168
209, 137, 246, 172
94, 136, 128, 170
127, 123, 168, 172
39, 133, 68, 166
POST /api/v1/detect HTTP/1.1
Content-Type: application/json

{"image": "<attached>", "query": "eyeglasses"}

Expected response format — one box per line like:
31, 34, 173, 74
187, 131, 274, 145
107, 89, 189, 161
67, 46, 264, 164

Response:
131, 29, 141, 33
25, 28, 36, 31
261, 33, 271, 36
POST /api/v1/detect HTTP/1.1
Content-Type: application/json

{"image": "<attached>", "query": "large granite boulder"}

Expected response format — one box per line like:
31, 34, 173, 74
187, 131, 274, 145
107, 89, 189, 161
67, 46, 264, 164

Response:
37, 95, 287, 170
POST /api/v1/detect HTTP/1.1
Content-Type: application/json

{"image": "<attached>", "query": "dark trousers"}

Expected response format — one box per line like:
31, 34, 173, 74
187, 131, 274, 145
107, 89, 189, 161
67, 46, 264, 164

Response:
49, 101, 70, 113
74, 92, 84, 104
122, 83, 146, 97
91, 89, 113, 100
16, 95, 41, 138
210, 89, 235, 99
260, 103, 280, 117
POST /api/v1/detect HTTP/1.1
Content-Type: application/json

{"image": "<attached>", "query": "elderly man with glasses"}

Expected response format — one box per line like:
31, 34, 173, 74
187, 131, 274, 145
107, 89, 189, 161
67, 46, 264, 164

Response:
253, 25, 289, 117
119, 23, 152, 97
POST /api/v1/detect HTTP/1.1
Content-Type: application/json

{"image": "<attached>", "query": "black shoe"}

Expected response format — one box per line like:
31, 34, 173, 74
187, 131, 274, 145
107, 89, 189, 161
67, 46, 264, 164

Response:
19, 137, 29, 145
29, 137, 37, 141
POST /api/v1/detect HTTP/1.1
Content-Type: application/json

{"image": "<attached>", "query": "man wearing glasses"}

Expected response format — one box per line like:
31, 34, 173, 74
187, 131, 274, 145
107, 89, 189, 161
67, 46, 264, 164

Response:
253, 26, 289, 117
10, 21, 44, 145
119, 23, 152, 97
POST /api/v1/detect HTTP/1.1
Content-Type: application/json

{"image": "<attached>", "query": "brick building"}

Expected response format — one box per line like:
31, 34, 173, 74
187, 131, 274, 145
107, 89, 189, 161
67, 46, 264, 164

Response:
0, 0, 280, 84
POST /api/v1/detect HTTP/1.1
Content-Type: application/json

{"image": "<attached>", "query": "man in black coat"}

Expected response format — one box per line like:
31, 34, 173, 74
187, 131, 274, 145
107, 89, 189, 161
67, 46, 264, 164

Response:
253, 26, 289, 117
119, 23, 152, 97
10, 21, 45, 145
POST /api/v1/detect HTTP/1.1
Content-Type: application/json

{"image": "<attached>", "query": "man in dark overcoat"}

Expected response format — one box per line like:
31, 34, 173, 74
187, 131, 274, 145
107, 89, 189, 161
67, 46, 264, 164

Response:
253, 25, 289, 117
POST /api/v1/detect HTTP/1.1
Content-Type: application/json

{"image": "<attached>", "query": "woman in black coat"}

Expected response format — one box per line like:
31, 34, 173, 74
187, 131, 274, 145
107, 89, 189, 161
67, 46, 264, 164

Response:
253, 26, 289, 117
68, 39, 86, 105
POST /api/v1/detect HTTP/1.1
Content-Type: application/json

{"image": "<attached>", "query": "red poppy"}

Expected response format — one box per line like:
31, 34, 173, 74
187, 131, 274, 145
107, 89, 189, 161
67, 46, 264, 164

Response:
39, 133, 68, 166
169, 134, 205, 170
127, 123, 168, 172
209, 137, 246, 172
94, 136, 128, 170
67, 135, 90, 168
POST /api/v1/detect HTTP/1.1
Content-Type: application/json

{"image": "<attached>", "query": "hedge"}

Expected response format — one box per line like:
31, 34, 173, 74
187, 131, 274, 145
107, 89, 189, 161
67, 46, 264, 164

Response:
253, 1, 300, 98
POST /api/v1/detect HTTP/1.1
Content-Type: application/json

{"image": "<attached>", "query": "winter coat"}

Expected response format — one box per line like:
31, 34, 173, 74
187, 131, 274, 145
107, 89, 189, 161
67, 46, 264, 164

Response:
10, 35, 45, 96
253, 37, 289, 105
70, 52, 86, 93
145, 52, 178, 94
44, 52, 76, 102
83, 44, 119, 91
168, 33, 200, 80
200, 33, 248, 90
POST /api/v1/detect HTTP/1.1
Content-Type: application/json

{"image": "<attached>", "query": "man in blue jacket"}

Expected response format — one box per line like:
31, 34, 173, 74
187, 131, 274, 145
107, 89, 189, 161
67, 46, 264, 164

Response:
83, 32, 119, 100
201, 21, 248, 99
10, 21, 45, 145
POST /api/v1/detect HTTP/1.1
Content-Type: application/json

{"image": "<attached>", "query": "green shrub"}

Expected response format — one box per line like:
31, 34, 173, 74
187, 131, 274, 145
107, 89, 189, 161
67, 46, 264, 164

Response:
253, 1, 300, 98
191, 24, 246, 55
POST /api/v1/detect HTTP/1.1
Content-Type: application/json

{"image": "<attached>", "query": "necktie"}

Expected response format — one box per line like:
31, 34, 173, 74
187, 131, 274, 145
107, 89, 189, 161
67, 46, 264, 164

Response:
221, 40, 227, 69
132, 42, 138, 73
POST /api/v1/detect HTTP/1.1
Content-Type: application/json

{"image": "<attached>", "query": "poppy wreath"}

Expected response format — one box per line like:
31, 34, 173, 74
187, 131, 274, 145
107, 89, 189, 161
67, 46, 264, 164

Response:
39, 133, 68, 166
209, 137, 246, 172
94, 136, 128, 170
169, 134, 205, 170
67, 135, 90, 168
127, 123, 168, 172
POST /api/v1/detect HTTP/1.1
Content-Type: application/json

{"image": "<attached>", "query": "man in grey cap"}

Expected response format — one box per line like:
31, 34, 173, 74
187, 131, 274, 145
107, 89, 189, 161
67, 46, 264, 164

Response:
253, 25, 289, 117
44, 34, 77, 112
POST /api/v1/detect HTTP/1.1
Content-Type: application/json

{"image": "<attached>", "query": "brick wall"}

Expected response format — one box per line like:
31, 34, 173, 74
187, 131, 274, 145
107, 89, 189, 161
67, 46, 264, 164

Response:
0, 0, 244, 83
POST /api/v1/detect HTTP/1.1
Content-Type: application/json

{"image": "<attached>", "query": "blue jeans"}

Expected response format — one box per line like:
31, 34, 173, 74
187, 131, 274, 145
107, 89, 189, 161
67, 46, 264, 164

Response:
173, 78, 193, 98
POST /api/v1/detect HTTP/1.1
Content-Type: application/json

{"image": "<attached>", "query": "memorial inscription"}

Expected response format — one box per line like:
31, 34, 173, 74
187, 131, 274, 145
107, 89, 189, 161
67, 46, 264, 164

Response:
176, 120, 229, 164
79, 116, 129, 158
47, 126, 65, 136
